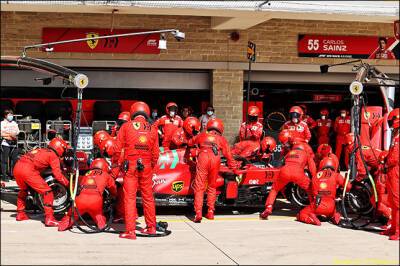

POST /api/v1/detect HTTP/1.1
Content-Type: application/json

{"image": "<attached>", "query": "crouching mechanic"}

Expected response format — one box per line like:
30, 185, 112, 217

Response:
188, 118, 236, 222
13, 138, 70, 226
297, 156, 351, 226
117, 101, 159, 240
58, 158, 117, 231
260, 141, 316, 219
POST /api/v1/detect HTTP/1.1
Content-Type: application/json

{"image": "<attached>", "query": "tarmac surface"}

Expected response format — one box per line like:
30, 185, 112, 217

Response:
1, 184, 399, 265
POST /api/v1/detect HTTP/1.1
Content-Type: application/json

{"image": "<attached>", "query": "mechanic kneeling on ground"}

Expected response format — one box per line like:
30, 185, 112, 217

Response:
188, 118, 237, 223
297, 156, 351, 226
13, 138, 70, 226
117, 101, 159, 240
58, 158, 117, 231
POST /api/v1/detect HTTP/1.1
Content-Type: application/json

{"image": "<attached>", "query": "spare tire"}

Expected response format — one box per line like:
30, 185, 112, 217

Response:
44, 101, 72, 121
93, 101, 121, 121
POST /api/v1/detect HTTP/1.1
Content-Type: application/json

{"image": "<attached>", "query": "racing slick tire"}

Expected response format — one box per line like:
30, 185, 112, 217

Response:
35, 174, 71, 214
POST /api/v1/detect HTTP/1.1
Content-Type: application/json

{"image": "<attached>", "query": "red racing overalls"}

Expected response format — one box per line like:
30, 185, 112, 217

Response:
58, 169, 117, 231
232, 121, 263, 158
262, 147, 316, 217
282, 121, 311, 143
154, 115, 183, 149
117, 116, 159, 232
297, 169, 350, 226
189, 131, 235, 216
386, 132, 399, 240
13, 148, 69, 220
315, 118, 332, 146
334, 115, 351, 164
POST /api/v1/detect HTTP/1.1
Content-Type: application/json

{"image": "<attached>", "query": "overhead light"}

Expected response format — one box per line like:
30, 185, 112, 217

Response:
158, 33, 167, 50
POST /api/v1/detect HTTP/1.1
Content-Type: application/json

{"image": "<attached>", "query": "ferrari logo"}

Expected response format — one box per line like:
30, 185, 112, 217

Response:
317, 172, 323, 179
85, 170, 92, 176
320, 182, 327, 189
133, 122, 141, 130
364, 111, 370, 120
86, 32, 99, 49
172, 181, 184, 193
139, 135, 147, 143
236, 174, 243, 184
31, 149, 38, 154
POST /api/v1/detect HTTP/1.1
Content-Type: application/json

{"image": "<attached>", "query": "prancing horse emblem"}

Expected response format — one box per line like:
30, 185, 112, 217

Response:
86, 32, 99, 49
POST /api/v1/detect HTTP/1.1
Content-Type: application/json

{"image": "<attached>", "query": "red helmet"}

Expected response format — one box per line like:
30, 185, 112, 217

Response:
90, 158, 110, 172
278, 129, 291, 145
388, 108, 399, 129
48, 138, 70, 157
206, 118, 224, 134
99, 138, 117, 157
319, 156, 339, 172
345, 133, 354, 145
183, 116, 201, 136
118, 111, 131, 122
261, 136, 277, 153
289, 106, 304, 116
93, 130, 110, 147
317, 144, 332, 157
165, 102, 178, 115
320, 108, 329, 116
248, 106, 260, 117
130, 101, 150, 118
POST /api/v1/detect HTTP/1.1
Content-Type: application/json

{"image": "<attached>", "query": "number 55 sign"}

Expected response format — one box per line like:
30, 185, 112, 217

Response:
298, 34, 398, 59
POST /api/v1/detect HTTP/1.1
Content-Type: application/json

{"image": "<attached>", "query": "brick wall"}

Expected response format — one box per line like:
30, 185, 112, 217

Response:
1, 12, 398, 67
212, 69, 243, 143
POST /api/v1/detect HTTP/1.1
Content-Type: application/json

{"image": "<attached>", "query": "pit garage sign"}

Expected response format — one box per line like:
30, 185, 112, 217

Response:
42, 28, 160, 54
298, 34, 399, 59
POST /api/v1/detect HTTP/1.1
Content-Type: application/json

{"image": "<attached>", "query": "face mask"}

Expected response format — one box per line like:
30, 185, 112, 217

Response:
321, 115, 326, 120
152, 112, 157, 118
169, 111, 175, 117
341, 113, 346, 118
6, 115, 13, 122
207, 111, 213, 116
292, 118, 299, 123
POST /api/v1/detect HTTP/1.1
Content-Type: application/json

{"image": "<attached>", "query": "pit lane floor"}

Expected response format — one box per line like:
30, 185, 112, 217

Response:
1, 190, 399, 265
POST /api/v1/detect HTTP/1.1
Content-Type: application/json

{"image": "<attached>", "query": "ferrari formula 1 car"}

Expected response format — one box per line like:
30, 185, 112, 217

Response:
130, 147, 308, 208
